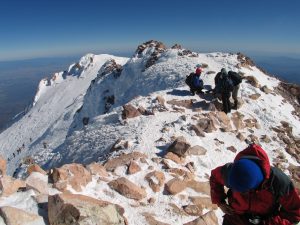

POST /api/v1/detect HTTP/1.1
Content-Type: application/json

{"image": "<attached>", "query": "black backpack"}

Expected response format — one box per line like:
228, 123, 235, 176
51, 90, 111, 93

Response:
185, 72, 194, 87
228, 71, 242, 86
219, 76, 234, 94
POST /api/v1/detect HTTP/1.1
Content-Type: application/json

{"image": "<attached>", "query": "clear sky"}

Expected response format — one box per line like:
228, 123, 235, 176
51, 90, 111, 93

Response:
1, 0, 300, 61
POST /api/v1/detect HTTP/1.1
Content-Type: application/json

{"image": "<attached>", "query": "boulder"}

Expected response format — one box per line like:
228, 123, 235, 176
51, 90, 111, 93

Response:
186, 145, 207, 156
0, 175, 26, 197
26, 172, 48, 195
104, 152, 147, 172
164, 152, 184, 164
0, 206, 44, 225
186, 180, 210, 195
108, 177, 146, 200
236, 132, 246, 142
249, 93, 261, 100
227, 146, 237, 153
167, 136, 191, 157
197, 118, 217, 133
183, 204, 204, 216
189, 196, 218, 210
127, 161, 141, 174
122, 104, 141, 119
86, 162, 108, 177
0, 156, 6, 176
48, 193, 127, 225
145, 171, 165, 192
143, 212, 170, 225
190, 124, 205, 137
165, 178, 186, 195
49, 163, 92, 192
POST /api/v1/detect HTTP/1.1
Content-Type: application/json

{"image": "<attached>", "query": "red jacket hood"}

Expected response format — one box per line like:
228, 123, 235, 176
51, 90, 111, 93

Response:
234, 144, 271, 179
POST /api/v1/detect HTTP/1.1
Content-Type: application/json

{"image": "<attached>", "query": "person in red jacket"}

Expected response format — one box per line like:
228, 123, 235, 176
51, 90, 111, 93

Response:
210, 144, 300, 225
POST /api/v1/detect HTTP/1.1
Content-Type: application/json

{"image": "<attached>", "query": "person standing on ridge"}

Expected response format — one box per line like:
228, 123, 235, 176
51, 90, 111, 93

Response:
215, 68, 234, 114
210, 144, 300, 225
228, 70, 242, 109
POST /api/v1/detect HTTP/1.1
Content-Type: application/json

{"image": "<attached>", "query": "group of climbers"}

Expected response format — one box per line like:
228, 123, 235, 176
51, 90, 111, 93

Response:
185, 65, 300, 224
185, 65, 242, 114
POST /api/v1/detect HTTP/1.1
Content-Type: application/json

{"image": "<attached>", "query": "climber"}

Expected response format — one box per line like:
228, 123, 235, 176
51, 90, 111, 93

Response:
228, 71, 242, 109
214, 68, 234, 114
185, 65, 204, 95
210, 144, 300, 225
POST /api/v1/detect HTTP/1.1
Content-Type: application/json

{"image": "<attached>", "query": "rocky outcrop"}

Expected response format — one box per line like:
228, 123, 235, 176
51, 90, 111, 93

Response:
98, 59, 123, 78
122, 104, 141, 119
108, 177, 146, 200
236, 52, 256, 68
48, 193, 127, 225
49, 163, 92, 192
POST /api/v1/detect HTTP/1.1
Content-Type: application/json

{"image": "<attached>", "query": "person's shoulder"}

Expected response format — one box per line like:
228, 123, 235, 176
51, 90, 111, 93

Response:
270, 167, 294, 195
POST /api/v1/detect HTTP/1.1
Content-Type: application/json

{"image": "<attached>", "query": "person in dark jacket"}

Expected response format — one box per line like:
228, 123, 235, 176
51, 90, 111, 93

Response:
189, 67, 204, 95
228, 71, 242, 109
215, 68, 234, 114
210, 144, 300, 225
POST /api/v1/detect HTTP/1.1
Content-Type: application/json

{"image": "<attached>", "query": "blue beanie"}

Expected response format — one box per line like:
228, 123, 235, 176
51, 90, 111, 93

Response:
228, 159, 264, 192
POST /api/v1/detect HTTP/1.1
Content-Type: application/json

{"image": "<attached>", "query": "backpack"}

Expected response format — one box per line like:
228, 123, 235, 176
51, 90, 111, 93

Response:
185, 72, 195, 87
228, 71, 242, 86
219, 76, 234, 94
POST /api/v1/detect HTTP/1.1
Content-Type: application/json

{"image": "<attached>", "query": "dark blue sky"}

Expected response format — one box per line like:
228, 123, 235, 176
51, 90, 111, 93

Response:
1, 0, 300, 61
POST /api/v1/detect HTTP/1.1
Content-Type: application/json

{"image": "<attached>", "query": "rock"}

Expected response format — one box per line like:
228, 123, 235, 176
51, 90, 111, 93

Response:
0, 206, 44, 225
86, 162, 108, 177
212, 99, 223, 111
145, 171, 165, 192
127, 161, 141, 174
261, 85, 272, 94
186, 145, 207, 156
104, 152, 147, 171
236, 132, 246, 142
231, 112, 245, 130
171, 44, 182, 49
215, 112, 231, 129
183, 211, 218, 225
186, 180, 210, 195
164, 152, 184, 164
168, 168, 194, 180
0, 156, 6, 176
165, 178, 186, 195
49, 163, 92, 192
185, 162, 196, 173
122, 104, 141, 119
48, 193, 127, 225
156, 95, 165, 105
143, 212, 170, 225
248, 134, 259, 143
249, 93, 261, 100
108, 177, 146, 200
244, 76, 260, 88
27, 164, 47, 175
148, 197, 156, 204
166, 99, 194, 109
197, 118, 217, 133
26, 172, 48, 195
260, 135, 271, 143
167, 136, 191, 157
183, 204, 204, 216
189, 196, 218, 210
227, 146, 237, 153
190, 124, 205, 137
0, 175, 26, 197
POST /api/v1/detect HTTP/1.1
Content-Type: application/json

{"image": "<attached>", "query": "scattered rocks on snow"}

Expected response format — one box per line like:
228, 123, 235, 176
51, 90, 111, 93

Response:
108, 177, 146, 200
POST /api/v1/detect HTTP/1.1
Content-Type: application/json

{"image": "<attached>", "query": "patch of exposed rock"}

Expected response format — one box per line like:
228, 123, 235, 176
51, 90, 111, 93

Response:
167, 136, 191, 157
122, 104, 141, 119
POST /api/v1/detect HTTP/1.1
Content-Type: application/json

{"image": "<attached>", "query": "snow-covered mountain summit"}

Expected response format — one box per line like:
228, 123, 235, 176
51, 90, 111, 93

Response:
0, 40, 299, 224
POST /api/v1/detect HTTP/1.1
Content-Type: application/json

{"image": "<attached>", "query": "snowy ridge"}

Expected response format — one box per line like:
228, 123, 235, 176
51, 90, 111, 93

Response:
0, 41, 299, 225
